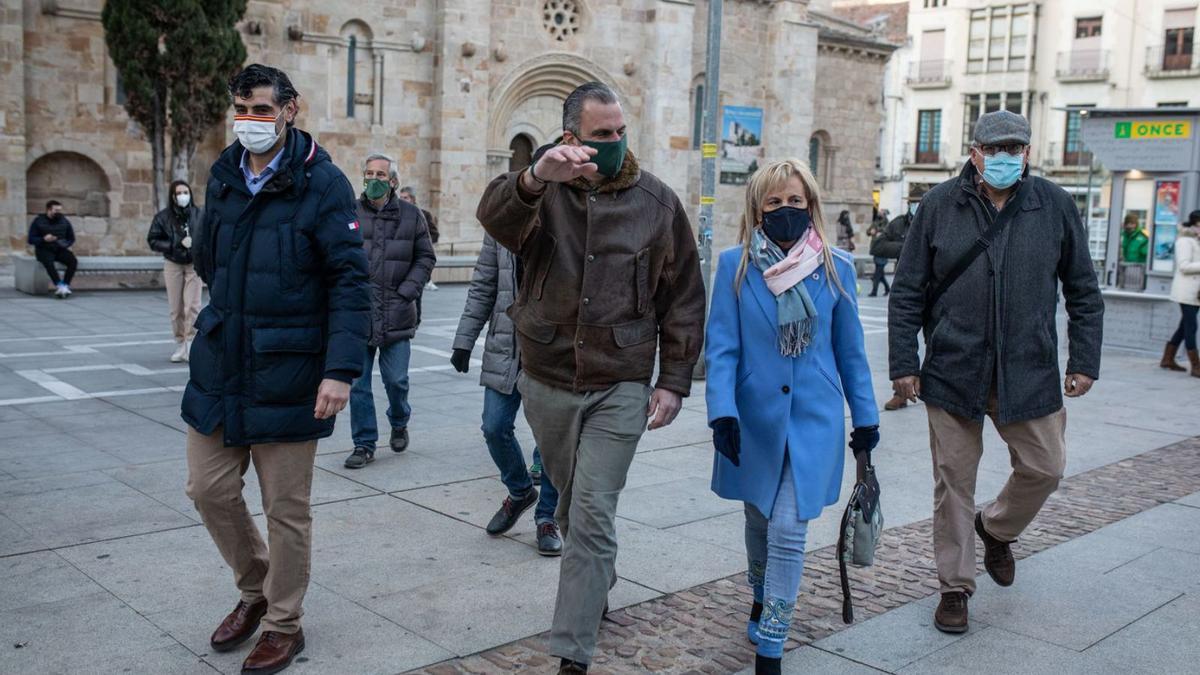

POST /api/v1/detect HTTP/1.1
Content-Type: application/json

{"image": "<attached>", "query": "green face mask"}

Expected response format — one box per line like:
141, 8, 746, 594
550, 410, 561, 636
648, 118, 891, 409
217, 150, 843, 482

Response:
581, 136, 628, 178
363, 179, 390, 201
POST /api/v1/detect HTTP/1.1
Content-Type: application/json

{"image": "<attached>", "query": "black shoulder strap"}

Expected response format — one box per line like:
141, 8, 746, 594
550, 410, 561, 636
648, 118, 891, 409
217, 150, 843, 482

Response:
926, 182, 1029, 310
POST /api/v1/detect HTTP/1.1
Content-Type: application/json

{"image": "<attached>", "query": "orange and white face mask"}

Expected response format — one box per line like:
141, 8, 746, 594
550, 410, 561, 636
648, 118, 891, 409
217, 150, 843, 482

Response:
233, 111, 283, 154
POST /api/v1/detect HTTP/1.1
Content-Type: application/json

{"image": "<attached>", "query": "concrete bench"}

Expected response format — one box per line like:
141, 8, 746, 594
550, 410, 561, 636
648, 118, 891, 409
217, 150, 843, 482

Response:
431, 255, 479, 284
13, 252, 164, 295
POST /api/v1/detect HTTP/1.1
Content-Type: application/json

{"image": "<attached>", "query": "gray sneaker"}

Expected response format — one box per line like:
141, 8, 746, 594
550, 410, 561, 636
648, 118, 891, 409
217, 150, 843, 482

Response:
536, 522, 562, 557
343, 446, 374, 469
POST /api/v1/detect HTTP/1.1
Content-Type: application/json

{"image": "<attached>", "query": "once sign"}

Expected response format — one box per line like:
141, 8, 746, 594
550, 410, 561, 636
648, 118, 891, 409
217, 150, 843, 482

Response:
1114, 121, 1191, 140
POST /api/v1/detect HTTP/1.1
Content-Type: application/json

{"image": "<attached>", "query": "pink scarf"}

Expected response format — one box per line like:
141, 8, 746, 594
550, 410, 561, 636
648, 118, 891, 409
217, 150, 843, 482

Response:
762, 228, 824, 297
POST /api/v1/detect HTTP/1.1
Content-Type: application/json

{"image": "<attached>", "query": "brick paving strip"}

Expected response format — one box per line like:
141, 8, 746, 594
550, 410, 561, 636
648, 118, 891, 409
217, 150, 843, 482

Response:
410, 437, 1200, 674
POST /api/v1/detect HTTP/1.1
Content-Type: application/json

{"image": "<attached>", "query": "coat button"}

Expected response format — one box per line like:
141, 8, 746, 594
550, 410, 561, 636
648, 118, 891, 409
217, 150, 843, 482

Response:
587, 254, 595, 262
583, 297, 590, 305
812, 273, 819, 280
782, 385, 791, 394
590, 196, 596, 202
577, 340, 584, 348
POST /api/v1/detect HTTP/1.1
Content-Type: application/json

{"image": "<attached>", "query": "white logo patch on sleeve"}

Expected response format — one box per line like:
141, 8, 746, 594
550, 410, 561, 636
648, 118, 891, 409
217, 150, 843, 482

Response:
348, 221, 360, 231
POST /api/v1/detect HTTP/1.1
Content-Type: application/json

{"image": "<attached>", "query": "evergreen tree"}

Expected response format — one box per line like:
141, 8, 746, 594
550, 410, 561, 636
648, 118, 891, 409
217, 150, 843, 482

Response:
102, 1, 246, 209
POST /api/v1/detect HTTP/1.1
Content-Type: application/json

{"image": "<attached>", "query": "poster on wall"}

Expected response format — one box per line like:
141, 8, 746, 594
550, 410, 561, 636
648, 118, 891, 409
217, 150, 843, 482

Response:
720, 106, 764, 185
1151, 180, 1181, 273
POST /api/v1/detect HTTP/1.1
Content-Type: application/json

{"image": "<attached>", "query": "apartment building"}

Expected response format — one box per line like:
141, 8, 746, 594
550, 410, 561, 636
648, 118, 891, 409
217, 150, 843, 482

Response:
840, 0, 1200, 243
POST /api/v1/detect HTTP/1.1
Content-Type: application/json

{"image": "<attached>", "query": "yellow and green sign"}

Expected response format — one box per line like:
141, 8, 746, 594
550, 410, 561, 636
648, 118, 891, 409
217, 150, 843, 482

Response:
1114, 120, 1191, 140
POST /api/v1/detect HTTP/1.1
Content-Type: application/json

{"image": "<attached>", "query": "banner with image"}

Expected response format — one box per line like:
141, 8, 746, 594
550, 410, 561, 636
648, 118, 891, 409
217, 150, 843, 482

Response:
720, 106, 764, 185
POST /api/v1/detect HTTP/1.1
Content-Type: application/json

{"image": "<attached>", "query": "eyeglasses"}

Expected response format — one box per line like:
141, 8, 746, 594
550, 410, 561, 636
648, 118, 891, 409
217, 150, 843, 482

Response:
977, 144, 1026, 156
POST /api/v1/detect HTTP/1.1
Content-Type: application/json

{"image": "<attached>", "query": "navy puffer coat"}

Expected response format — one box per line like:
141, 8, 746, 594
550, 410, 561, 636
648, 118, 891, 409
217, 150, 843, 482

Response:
183, 127, 370, 446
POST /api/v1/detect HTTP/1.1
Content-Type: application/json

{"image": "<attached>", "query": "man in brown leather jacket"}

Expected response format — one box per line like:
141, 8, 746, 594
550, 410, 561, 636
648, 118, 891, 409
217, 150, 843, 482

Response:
477, 81, 705, 674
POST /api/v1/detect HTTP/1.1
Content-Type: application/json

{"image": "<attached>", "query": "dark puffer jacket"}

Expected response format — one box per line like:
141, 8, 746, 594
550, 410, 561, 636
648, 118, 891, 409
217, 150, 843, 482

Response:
358, 193, 436, 346
147, 204, 203, 265
183, 127, 370, 446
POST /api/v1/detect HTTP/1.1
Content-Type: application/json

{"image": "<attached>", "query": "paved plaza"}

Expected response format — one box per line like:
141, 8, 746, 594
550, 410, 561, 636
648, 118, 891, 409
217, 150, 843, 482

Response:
1, 276, 1199, 674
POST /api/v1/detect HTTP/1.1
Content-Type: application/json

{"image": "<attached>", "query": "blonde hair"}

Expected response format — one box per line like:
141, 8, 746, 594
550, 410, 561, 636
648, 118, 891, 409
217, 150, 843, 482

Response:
733, 158, 846, 297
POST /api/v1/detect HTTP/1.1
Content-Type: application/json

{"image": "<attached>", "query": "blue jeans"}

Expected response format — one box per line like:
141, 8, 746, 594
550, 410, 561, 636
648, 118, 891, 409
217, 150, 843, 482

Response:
745, 455, 809, 658
482, 386, 558, 524
349, 340, 412, 450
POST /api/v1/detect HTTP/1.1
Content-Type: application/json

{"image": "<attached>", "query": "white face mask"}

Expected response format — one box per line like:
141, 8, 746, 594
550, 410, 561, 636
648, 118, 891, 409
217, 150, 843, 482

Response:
175, 193, 191, 208
233, 111, 284, 154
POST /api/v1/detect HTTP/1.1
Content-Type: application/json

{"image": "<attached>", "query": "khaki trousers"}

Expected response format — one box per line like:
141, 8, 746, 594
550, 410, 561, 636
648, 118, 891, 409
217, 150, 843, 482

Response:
518, 373, 650, 665
164, 260, 202, 343
185, 427, 317, 634
928, 399, 1067, 595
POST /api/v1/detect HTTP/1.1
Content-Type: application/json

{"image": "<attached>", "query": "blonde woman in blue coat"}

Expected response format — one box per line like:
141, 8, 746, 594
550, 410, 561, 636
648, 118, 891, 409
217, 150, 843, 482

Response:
705, 159, 879, 674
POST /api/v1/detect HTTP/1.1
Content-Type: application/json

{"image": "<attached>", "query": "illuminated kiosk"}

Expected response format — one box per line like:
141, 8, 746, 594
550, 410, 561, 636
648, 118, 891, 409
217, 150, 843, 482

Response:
1080, 108, 1200, 351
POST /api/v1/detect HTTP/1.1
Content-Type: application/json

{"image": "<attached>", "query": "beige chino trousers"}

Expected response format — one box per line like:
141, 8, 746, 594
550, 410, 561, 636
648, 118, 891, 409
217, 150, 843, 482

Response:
185, 427, 317, 634
927, 395, 1067, 595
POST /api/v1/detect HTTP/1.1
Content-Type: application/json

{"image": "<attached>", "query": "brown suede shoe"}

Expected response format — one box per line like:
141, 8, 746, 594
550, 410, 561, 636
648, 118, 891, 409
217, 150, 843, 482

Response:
210, 599, 269, 652
934, 592, 969, 634
241, 630, 305, 675
975, 512, 1015, 587
883, 394, 908, 411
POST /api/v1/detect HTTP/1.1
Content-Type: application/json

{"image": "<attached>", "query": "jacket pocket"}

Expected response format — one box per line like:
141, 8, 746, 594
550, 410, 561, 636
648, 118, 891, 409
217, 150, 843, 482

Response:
527, 233, 556, 302
635, 248, 651, 314
514, 312, 558, 345
278, 222, 318, 291
250, 326, 324, 404
817, 365, 844, 397
189, 306, 224, 393
612, 316, 658, 348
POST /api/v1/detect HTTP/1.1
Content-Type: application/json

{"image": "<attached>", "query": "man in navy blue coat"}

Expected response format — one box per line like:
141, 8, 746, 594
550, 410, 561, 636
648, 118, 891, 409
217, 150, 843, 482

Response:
182, 64, 369, 675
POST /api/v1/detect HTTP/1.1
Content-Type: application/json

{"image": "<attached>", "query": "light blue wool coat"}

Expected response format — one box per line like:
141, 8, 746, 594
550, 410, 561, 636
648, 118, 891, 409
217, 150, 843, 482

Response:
706, 246, 879, 520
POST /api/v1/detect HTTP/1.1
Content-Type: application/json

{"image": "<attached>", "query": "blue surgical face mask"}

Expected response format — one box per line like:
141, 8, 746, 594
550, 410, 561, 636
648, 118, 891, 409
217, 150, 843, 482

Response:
981, 152, 1024, 190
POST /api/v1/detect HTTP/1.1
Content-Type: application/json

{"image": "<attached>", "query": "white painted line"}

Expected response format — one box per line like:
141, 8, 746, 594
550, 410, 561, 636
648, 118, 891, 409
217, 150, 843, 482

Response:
15, 369, 89, 400
0, 339, 174, 359
0, 331, 170, 344
92, 385, 186, 398
0, 395, 63, 407
411, 345, 456, 359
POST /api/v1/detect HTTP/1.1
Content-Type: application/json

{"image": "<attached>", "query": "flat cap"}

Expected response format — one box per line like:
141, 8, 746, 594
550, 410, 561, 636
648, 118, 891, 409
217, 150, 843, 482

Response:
974, 110, 1031, 146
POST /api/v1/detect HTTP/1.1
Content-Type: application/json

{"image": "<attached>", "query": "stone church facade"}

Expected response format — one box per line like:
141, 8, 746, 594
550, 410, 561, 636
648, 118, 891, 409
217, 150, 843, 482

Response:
0, 0, 894, 259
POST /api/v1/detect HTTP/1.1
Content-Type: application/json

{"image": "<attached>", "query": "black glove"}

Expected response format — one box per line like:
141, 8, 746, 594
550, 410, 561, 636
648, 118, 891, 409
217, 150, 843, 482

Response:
712, 417, 741, 467
450, 348, 471, 373
849, 425, 880, 463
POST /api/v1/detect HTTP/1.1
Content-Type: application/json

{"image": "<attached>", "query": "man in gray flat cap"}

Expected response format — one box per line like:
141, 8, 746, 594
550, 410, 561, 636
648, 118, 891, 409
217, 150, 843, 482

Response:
888, 110, 1104, 634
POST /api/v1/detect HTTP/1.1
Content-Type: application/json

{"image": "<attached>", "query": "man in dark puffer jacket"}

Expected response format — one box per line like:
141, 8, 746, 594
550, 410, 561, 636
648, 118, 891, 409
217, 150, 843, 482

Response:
343, 153, 436, 469
183, 64, 369, 675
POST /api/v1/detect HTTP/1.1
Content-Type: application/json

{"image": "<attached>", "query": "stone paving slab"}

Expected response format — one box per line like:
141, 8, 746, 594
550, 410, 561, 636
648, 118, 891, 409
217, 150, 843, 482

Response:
410, 437, 1200, 674
3, 288, 1200, 673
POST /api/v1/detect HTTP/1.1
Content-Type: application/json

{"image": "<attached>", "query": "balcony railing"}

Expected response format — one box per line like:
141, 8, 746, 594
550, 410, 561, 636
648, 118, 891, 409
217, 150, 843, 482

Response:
1056, 49, 1110, 82
901, 142, 952, 168
1145, 45, 1200, 78
1041, 142, 1093, 171
906, 60, 953, 88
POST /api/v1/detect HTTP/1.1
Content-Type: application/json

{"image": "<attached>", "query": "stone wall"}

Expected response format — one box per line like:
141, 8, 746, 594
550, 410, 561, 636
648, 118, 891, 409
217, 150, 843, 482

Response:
814, 36, 892, 248
3, 0, 892, 263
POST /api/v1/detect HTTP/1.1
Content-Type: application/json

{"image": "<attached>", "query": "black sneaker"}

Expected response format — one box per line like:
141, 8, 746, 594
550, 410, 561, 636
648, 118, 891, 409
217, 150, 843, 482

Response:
389, 428, 409, 453
536, 522, 562, 556
485, 489, 538, 536
559, 658, 588, 674
343, 446, 374, 469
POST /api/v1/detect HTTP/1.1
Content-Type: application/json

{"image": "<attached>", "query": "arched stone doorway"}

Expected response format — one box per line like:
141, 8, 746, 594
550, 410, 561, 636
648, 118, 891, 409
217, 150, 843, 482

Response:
508, 134, 535, 172
486, 53, 622, 175
26, 151, 112, 220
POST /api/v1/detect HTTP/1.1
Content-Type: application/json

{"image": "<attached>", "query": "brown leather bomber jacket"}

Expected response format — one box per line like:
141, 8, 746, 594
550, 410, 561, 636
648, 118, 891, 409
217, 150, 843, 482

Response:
475, 152, 705, 396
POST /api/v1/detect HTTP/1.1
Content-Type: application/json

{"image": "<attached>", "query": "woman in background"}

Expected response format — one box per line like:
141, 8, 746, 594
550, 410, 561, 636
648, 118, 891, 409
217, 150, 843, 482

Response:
147, 180, 203, 362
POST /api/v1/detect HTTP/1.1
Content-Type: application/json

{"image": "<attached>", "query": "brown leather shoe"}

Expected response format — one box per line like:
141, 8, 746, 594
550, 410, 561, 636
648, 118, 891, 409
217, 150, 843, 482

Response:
934, 592, 969, 634
210, 599, 269, 652
883, 394, 908, 411
975, 512, 1015, 587
242, 630, 305, 675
